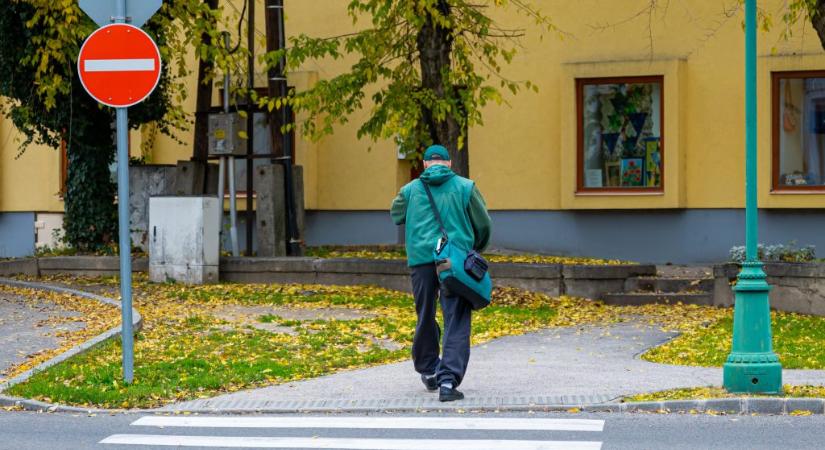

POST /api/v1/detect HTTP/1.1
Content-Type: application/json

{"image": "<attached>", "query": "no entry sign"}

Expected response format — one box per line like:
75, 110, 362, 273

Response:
78, 23, 161, 108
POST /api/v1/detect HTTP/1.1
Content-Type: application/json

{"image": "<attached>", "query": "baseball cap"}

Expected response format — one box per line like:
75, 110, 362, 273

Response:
423, 145, 451, 161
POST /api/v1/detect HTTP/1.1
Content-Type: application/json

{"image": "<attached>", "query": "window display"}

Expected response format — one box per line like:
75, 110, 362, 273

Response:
773, 72, 825, 190
578, 77, 663, 191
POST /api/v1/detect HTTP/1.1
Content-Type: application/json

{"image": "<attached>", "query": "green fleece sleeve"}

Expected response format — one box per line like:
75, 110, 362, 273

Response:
390, 189, 407, 225
468, 186, 492, 252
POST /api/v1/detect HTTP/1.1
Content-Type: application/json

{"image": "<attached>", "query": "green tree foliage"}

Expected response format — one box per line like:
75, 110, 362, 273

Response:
0, 0, 233, 251
777, 0, 825, 49
258, 0, 556, 176
743, 0, 825, 49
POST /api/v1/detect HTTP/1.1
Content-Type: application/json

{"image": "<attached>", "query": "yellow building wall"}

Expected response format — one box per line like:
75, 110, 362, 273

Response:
0, 114, 64, 213
469, 0, 825, 209
279, 0, 825, 211
4, 0, 825, 214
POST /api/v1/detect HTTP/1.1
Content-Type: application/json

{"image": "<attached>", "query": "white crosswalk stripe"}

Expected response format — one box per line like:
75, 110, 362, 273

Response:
100, 415, 604, 449
100, 435, 602, 449
131, 416, 605, 432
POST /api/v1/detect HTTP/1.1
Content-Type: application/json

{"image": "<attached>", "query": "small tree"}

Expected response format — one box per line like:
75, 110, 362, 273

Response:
0, 0, 229, 251
259, 0, 556, 177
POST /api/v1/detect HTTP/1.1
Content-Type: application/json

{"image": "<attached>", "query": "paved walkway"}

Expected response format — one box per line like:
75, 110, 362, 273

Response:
0, 292, 83, 383
167, 322, 825, 412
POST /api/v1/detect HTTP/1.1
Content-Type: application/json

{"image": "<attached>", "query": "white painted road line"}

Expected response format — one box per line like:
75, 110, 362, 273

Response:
100, 434, 603, 449
131, 416, 605, 432
84, 59, 155, 72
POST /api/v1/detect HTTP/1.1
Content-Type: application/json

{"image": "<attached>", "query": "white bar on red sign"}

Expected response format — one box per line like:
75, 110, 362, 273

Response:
84, 59, 156, 72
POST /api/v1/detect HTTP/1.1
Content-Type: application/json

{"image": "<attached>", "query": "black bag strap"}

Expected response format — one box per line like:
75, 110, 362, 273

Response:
421, 180, 449, 241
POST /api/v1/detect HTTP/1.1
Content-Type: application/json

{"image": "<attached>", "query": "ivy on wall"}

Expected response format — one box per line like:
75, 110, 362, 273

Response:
0, 0, 239, 251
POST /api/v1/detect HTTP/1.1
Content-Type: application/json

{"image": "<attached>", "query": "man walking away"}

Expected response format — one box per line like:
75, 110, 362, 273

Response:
390, 145, 492, 402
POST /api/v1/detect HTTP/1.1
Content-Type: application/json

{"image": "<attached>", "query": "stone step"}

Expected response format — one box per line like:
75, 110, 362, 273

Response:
625, 277, 713, 293
601, 292, 714, 307
655, 265, 713, 279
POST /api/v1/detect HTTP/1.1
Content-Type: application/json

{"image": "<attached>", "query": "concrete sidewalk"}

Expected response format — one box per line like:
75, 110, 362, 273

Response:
166, 322, 825, 413
0, 292, 84, 384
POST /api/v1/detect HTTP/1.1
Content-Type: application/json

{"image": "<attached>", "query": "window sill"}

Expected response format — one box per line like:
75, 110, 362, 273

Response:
770, 189, 825, 195
575, 190, 665, 197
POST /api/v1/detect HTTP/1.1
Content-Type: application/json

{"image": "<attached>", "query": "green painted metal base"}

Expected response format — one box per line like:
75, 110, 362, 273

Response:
723, 359, 782, 394
723, 261, 783, 394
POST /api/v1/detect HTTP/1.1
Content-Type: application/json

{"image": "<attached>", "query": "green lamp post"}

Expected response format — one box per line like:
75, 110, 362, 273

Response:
723, 0, 782, 394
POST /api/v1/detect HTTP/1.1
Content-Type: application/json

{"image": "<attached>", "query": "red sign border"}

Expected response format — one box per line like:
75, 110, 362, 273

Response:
77, 23, 162, 109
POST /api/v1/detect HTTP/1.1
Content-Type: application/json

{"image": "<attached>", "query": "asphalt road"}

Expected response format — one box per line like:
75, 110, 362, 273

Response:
1, 410, 824, 449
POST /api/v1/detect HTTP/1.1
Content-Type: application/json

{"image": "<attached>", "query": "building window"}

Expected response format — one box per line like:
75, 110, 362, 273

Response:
773, 71, 825, 191
577, 76, 664, 192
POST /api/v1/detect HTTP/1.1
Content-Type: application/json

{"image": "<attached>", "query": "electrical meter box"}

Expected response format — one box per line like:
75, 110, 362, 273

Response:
208, 112, 245, 156
149, 196, 220, 285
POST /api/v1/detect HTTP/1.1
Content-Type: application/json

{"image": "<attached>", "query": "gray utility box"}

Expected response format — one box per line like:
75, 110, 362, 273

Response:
208, 112, 246, 156
149, 196, 220, 285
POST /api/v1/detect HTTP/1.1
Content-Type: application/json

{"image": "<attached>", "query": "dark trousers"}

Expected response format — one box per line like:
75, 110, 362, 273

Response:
410, 263, 472, 387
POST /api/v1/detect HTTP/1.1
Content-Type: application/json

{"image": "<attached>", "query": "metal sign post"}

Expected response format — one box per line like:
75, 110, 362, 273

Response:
79, 0, 163, 384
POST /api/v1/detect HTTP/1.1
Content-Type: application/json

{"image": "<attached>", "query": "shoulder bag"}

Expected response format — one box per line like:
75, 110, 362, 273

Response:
421, 181, 492, 310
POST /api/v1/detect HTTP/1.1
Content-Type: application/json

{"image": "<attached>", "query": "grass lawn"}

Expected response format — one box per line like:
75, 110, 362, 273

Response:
14, 272, 825, 409
642, 311, 825, 369
8, 277, 641, 409
304, 245, 632, 266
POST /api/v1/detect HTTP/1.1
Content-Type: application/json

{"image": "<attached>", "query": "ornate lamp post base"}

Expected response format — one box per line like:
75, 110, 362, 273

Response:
723, 261, 782, 394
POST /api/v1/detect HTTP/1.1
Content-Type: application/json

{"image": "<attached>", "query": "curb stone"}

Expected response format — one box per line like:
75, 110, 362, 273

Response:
746, 397, 787, 415
0, 278, 143, 394
622, 397, 825, 415
704, 399, 743, 413
4, 395, 825, 416
0, 394, 111, 414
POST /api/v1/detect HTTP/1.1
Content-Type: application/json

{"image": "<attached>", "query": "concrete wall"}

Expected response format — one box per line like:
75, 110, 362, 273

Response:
1, 256, 656, 300
302, 209, 825, 264
490, 209, 825, 264
715, 263, 825, 317
130, 165, 177, 251
0, 212, 35, 258
304, 211, 399, 247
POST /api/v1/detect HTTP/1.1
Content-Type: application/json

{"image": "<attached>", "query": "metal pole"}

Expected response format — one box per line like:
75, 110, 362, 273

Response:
116, 108, 133, 385
275, 0, 302, 256
114, 0, 133, 385
228, 155, 240, 256
223, 32, 240, 257
245, 0, 255, 256
217, 157, 225, 238
115, 0, 127, 22
744, 0, 758, 263
723, 0, 782, 394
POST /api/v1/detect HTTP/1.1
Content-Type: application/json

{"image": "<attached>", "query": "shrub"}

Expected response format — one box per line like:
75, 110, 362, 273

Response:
729, 242, 816, 263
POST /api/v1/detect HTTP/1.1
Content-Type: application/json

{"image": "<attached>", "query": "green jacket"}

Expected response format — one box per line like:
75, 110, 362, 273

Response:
391, 164, 492, 267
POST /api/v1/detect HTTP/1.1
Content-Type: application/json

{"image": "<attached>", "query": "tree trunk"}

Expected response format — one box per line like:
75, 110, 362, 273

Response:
192, 0, 220, 165
265, 0, 285, 158
813, 1, 825, 50
416, 0, 469, 177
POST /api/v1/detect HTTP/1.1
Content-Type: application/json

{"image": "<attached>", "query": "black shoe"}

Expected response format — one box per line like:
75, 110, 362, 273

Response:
439, 385, 464, 402
421, 374, 438, 392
